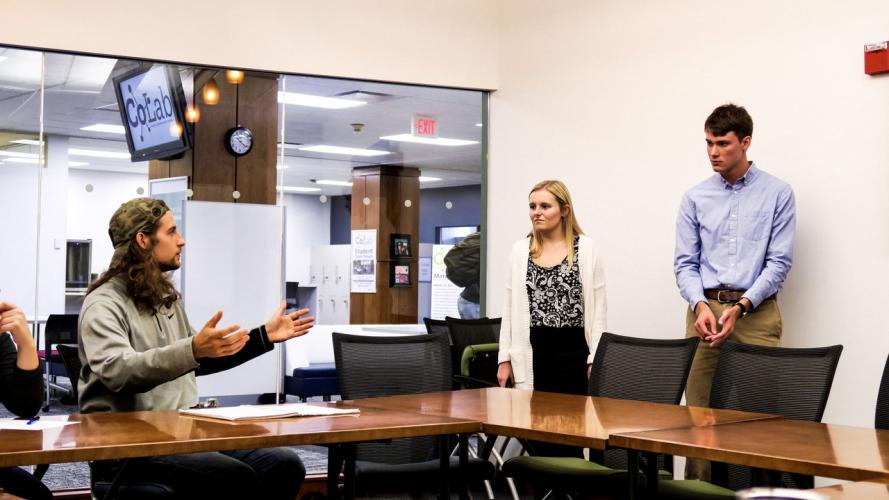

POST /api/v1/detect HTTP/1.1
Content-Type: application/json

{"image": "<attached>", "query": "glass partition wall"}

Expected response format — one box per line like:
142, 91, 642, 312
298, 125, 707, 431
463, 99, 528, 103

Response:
0, 46, 485, 358
0, 43, 485, 491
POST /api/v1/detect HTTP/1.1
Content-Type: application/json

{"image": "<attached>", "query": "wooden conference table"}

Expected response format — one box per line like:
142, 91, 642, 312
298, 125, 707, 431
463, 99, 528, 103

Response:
0, 404, 479, 500
348, 387, 779, 450
611, 418, 889, 483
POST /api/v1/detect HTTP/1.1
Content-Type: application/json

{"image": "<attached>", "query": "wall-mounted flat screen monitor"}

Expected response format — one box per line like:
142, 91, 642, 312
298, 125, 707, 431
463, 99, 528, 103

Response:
113, 64, 191, 162
436, 225, 479, 245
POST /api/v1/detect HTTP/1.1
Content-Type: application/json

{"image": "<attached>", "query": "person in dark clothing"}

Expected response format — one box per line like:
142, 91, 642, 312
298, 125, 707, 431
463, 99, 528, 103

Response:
444, 232, 481, 319
0, 301, 52, 500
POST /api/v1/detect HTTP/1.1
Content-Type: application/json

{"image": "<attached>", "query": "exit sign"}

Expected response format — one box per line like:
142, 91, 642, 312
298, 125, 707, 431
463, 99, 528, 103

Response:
412, 114, 438, 138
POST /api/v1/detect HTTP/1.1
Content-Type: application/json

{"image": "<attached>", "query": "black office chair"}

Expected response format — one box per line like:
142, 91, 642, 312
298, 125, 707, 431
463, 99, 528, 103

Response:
658, 342, 844, 499
422, 317, 449, 337
55, 344, 81, 404
41, 314, 79, 409
502, 332, 700, 498
445, 317, 501, 388
875, 353, 889, 430
332, 331, 495, 497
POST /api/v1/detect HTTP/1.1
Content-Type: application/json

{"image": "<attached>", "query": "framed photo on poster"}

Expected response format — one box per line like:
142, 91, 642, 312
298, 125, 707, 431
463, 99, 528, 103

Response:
389, 262, 412, 288
390, 233, 411, 258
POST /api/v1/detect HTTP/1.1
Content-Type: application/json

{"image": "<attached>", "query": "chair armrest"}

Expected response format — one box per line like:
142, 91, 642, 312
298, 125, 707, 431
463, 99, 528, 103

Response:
460, 343, 499, 376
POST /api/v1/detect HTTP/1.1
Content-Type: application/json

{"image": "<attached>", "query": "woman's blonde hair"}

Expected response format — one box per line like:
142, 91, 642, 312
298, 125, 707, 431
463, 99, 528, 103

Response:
528, 179, 584, 267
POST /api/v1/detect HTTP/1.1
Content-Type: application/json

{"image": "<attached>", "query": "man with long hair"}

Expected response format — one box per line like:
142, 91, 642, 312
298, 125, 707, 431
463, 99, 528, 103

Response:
674, 104, 795, 480
79, 198, 314, 499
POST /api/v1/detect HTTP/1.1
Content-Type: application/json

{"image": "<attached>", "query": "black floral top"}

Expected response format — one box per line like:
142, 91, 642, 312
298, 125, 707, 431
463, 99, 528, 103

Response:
526, 236, 584, 328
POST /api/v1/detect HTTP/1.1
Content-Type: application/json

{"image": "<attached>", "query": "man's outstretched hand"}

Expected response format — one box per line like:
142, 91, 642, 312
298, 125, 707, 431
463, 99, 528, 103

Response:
265, 302, 315, 343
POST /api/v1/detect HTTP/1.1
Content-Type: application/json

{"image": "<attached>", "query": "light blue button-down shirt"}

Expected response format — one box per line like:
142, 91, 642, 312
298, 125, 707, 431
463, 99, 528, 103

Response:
674, 163, 795, 309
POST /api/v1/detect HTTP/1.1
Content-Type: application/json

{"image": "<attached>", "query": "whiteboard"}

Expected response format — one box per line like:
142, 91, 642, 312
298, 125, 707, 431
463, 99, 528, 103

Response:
182, 201, 284, 397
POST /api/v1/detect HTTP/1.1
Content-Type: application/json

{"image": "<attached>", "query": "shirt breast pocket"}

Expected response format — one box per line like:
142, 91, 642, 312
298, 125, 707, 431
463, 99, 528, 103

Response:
743, 211, 771, 241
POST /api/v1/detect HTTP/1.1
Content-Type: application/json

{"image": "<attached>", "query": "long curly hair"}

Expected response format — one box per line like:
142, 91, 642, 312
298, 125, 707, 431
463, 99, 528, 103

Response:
87, 231, 179, 313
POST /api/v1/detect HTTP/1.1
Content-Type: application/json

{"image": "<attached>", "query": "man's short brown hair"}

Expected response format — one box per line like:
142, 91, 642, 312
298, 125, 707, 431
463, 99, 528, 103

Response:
705, 104, 753, 141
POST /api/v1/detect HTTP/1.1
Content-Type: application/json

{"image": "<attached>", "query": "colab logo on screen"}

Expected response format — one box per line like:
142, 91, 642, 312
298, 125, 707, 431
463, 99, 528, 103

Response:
120, 66, 179, 147
124, 85, 173, 140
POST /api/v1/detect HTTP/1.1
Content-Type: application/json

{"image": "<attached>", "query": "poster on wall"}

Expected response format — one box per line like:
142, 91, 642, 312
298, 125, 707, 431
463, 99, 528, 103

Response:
430, 244, 461, 319
350, 229, 377, 293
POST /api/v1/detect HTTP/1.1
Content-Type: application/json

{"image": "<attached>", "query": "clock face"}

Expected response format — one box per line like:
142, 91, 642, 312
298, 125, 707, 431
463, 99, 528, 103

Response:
226, 127, 253, 156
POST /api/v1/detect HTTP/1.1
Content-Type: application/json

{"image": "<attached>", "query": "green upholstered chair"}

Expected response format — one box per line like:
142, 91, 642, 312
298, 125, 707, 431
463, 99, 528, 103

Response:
502, 332, 700, 498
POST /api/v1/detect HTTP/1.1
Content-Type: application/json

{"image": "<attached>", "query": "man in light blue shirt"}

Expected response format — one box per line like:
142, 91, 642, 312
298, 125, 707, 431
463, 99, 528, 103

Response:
674, 104, 795, 479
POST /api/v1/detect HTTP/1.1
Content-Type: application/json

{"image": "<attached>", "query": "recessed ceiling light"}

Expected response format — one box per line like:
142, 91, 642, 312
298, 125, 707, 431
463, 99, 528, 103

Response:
0, 56, 7, 63
80, 123, 126, 134
276, 164, 289, 170
1, 158, 41, 164
380, 134, 478, 146
277, 91, 366, 109
277, 143, 302, 150
0, 151, 38, 159
419, 176, 441, 182
314, 179, 353, 187
475, 123, 483, 127
68, 148, 131, 159
277, 185, 322, 193
2, 158, 90, 167
299, 145, 389, 157
10, 139, 43, 146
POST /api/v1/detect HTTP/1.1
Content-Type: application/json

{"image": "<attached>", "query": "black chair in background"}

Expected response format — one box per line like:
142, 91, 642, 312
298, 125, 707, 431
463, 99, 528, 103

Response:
332, 331, 495, 498
875, 353, 889, 430
502, 332, 700, 498
55, 344, 81, 405
658, 342, 844, 499
422, 317, 450, 337
445, 317, 501, 389
41, 314, 79, 410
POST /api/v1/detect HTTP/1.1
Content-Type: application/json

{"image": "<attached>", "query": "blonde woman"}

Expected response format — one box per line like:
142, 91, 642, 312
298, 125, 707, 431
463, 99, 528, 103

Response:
497, 180, 607, 397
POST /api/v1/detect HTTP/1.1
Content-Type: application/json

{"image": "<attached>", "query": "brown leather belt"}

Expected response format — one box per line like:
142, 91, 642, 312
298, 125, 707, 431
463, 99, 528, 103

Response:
704, 289, 777, 304
704, 289, 746, 303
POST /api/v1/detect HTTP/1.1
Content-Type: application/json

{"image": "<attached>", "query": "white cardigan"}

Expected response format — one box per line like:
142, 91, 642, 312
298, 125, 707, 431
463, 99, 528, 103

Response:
497, 235, 607, 390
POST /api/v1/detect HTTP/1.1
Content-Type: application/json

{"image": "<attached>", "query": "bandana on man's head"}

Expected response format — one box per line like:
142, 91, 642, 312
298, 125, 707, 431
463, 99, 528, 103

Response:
108, 198, 170, 254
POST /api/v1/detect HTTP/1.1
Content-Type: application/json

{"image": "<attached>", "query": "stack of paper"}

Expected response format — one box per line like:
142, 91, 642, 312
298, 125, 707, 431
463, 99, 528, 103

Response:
180, 403, 360, 421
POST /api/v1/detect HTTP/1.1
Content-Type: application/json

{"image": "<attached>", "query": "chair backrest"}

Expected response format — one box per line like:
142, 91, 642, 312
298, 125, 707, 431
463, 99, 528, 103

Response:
587, 332, 699, 470
709, 342, 843, 491
422, 317, 450, 338
588, 332, 699, 404
444, 317, 500, 375
56, 344, 82, 406
875, 354, 889, 430
333, 332, 451, 464
44, 314, 79, 348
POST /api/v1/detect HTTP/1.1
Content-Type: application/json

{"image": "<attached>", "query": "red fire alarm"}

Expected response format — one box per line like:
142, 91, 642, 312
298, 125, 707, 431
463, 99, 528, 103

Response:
865, 41, 889, 75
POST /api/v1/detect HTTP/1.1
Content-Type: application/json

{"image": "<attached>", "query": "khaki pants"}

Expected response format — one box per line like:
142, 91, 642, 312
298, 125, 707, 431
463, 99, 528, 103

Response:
684, 297, 782, 481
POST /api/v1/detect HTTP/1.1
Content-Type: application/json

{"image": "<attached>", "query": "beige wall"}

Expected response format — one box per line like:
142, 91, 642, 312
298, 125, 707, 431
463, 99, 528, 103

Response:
6, 1, 889, 429
490, 0, 889, 427
1, 0, 499, 90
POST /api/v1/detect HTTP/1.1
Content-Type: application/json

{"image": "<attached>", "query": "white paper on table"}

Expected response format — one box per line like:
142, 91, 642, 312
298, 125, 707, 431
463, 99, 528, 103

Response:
180, 403, 360, 421
0, 418, 78, 431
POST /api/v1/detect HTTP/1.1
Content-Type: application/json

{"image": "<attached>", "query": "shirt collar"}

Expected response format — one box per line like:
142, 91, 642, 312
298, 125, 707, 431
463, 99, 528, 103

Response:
717, 161, 758, 188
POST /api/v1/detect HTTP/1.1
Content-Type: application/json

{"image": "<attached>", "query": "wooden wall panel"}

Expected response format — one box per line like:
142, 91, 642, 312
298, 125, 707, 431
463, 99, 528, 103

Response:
349, 166, 419, 324
148, 159, 169, 180
192, 73, 236, 202
235, 75, 277, 204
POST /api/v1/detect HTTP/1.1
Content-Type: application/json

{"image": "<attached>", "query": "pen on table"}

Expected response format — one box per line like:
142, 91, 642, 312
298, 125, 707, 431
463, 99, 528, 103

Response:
26, 416, 40, 425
